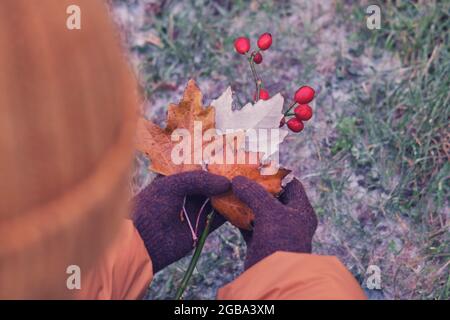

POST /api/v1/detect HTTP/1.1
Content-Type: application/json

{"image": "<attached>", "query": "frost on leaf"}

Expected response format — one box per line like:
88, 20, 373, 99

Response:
211, 86, 289, 158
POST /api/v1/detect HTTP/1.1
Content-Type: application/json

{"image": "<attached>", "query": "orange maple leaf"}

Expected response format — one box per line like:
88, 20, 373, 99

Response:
208, 147, 289, 229
136, 80, 214, 175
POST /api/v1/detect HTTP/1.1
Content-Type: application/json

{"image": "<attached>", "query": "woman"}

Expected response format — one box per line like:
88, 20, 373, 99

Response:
0, 0, 365, 300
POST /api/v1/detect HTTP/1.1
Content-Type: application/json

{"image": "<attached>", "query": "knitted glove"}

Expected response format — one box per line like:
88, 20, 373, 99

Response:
132, 171, 230, 273
232, 176, 318, 270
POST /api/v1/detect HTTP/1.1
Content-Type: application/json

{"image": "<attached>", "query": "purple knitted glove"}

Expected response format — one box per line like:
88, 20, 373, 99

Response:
232, 176, 318, 270
132, 171, 230, 273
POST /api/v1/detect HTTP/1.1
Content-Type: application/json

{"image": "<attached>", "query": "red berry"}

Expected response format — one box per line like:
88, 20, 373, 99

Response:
254, 89, 270, 101
234, 37, 250, 54
253, 52, 263, 64
294, 104, 313, 121
279, 117, 286, 127
294, 86, 315, 104
287, 118, 304, 132
257, 33, 272, 50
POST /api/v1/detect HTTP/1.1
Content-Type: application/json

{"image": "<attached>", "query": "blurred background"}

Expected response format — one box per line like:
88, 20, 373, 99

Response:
108, 0, 449, 299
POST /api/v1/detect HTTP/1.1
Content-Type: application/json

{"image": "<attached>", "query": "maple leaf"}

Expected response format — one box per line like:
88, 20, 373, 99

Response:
166, 80, 215, 133
211, 86, 289, 158
136, 118, 201, 175
136, 80, 214, 175
136, 80, 290, 230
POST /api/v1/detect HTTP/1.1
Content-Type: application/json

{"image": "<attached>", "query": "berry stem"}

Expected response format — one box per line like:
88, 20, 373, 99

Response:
283, 101, 297, 116
247, 52, 262, 102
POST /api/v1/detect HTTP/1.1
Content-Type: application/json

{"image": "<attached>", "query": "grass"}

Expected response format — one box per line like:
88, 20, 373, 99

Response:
137, 0, 254, 97
361, 1, 448, 213
331, 0, 449, 299
129, 0, 318, 104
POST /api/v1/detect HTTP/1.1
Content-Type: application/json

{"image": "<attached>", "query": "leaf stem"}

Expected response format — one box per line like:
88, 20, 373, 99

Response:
175, 210, 216, 300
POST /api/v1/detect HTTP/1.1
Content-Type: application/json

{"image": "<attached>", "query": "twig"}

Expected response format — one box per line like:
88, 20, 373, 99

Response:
181, 196, 198, 244
247, 52, 262, 101
175, 210, 216, 300
194, 198, 210, 235
283, 101, 297, 116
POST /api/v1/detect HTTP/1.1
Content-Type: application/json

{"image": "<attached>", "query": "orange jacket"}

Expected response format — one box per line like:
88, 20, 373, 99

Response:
73, 220, 366, 300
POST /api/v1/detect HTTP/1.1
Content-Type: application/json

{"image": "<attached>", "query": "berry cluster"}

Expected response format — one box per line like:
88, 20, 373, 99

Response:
234, 33, 315, 133
285, 86, 315, 132
234, 33, 273, 101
